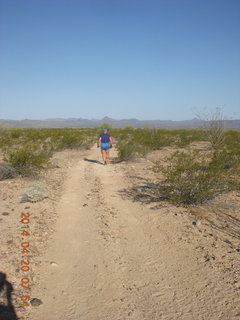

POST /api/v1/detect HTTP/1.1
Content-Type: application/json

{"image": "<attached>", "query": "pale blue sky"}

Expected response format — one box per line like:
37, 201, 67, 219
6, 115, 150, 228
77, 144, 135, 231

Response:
0, 0, 239, 120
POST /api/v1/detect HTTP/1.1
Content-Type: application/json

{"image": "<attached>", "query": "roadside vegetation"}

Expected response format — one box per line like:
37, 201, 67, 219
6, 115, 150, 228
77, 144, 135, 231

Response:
0, 127, 97, 178
115, 126, 206, 161
0, 124, 239, 205
152, 144, 240, 205
114, 124, 240, 205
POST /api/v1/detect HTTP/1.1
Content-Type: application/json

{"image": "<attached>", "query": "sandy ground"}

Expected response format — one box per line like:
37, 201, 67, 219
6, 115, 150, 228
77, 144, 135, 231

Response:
0, 146, 240, 320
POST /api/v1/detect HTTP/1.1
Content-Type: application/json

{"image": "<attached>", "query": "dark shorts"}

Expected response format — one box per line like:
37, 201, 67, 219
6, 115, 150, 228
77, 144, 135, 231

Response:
101, 142, 111, 151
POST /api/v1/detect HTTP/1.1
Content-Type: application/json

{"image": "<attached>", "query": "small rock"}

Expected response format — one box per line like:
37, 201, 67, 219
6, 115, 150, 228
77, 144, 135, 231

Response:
50, 261, 58, 267
192, 220, 201, 226
2, 212, 9, 216
21, 181, 48, 203
30, 298, 43, 307
204, 255, 211, 262
50, 156, 65, 168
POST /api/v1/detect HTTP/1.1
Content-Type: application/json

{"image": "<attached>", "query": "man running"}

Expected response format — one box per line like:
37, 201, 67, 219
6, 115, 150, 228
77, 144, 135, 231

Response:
97, 128, 113, 165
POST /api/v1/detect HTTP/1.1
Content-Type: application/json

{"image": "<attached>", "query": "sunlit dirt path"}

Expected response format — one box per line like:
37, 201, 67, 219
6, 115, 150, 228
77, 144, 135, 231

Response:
29, 147, 239, 320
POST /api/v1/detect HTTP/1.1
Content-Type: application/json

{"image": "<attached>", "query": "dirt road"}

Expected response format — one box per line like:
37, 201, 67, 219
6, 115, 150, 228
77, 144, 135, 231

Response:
28, 147, 239, 320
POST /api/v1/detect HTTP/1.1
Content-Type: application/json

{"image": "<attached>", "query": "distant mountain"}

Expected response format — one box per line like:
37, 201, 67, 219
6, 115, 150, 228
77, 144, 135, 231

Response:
0, 117, 239, 129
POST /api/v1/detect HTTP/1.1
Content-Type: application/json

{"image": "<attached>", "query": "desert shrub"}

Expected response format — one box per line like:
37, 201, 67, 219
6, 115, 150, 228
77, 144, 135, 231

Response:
224, 129, 240, 151
199, 108, 226, 150
211, 149, 240, 170
152, 150, 228, 205
206, 122, 225, 150
0, 127, 97, 156
24, 128, 54, 141
116, 128, 207, 159
10, 129, 23, 139
117, 140, 148, 161
4, 146, 49, 176
0, 162, 18, 180
144, 129, 173, 149
53, 129, 96, 150
116, 128, 173, 159
210, 148, 240, 190
174, 129, 206, 147
133, 128, 174, 149
0, 131, 16, 149
58, 133, 84, 149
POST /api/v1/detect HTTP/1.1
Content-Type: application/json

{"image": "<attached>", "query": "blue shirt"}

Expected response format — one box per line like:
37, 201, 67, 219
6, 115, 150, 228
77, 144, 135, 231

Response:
100, 133, 110, 143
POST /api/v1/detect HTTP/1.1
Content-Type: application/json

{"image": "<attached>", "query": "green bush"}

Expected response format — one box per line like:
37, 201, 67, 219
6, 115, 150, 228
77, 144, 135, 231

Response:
210, 148, 240, 190
115, 128, 207, 160
116, 140, 148, 161
9, 129, 24, 139
152, 150, 229, 205
58, 133, 83, 149
174, 129, 206, 147
0, 131, 15, 149
4, 146, 49, 176
224, 130, 240, 151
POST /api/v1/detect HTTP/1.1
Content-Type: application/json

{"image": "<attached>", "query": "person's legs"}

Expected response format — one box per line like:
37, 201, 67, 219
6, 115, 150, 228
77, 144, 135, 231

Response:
101, 149, 106, 163
100, 143, 110, 164
105, 150, 110, 163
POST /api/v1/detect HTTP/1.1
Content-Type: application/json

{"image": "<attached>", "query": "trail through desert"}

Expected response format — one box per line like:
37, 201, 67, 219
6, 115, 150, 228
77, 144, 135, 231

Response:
24, 147, 239, 320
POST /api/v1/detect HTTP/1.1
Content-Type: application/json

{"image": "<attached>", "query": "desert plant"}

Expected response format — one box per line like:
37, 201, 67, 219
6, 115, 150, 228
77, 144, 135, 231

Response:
10, 129, 23, 139
116, 140, 148, 161
209, 148, 240, 190
116, 128, 207, 157
4, 146, 49, 176
174, 129, 206, 147
199, 107, 226, 150
56, 130, 93, 150
0, 162, 18, 180
224, 129, 240, 151
152, 150, 228, 205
